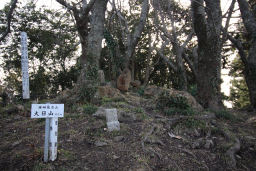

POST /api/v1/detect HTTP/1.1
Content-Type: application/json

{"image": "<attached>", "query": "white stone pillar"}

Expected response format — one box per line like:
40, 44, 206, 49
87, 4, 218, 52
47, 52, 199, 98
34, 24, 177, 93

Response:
105, 109, 120, 131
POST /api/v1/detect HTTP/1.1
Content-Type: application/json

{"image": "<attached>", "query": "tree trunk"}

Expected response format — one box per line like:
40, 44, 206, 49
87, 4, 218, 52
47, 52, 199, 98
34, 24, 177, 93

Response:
124, 0, 149, 68
191, 0, 223, 110
56, 0, 96, 66
75, 16, 89, 65
86, 0, 108, 67
237, 0, 256, 108
77, 0, 108, 85
244, 43, 256, 108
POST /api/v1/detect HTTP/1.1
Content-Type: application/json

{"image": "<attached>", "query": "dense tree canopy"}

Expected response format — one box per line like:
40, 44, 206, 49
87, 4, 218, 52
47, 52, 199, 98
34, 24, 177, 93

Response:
0, 0, 255, 111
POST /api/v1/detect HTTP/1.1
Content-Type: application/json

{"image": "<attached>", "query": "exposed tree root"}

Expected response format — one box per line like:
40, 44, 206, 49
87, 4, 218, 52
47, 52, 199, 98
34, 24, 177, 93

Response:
141, 125, 164, 159
215, 123, 241, 168
156, 113, 216, 127
226, 138, 241, 168
169, 146, 209, 171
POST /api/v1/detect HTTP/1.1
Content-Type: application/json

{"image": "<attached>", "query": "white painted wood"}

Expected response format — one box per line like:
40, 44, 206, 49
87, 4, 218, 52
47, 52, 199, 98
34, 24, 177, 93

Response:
20, 32, 30, 99
49, 117, 58, 161
44, 118, 50, 162
31, 104, 64, 118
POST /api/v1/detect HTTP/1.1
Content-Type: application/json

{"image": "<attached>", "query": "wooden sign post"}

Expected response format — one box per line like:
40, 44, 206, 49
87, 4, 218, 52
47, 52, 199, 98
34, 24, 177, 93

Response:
20, 32, 30, 99
31, 104, 64, 162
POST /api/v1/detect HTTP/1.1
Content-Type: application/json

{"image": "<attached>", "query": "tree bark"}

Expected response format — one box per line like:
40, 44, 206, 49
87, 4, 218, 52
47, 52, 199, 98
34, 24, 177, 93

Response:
56, 0, 97, 66
124, 0, 149, 68
86, 0, 108, 67
191, 0, 223, 110
0, 0, 18, 43
236, 0, 256, 109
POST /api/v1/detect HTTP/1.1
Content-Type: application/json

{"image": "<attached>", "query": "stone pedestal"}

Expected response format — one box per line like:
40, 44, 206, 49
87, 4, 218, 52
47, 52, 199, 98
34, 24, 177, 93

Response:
105, 109, 120, 131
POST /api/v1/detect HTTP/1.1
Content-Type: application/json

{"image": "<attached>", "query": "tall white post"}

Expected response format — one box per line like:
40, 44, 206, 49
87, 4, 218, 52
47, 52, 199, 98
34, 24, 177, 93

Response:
49, 117, 58, 161
44, 118, 50, 162
20, 32, 30, 99
31, 104, 64, 162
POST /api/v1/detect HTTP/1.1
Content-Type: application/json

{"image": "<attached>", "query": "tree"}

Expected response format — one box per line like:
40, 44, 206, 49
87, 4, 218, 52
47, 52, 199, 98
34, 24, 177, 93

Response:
191, 0, 223, 110
152, 0, 195, 90
0, 2, 79, 99
0, 0, 17, 43
110, 0, 149, 80
227, 0, 256, 109
56, 0, 96, 66
229, 56, 250, 109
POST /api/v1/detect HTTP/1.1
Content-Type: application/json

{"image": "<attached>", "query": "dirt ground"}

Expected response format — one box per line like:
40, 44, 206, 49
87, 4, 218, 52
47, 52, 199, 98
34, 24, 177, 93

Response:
0, 92, 256, 171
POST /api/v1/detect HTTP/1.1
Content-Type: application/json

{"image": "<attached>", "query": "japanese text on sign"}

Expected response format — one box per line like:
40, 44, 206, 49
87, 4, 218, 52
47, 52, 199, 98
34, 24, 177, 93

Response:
21, 32, 30, 99
31, 104, 64, 118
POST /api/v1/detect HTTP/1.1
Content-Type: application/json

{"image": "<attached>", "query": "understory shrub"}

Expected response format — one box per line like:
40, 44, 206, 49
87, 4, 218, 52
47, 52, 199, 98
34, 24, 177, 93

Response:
83, 104, 98, 115
214, 110, 235, 121
156, 91, 194, 115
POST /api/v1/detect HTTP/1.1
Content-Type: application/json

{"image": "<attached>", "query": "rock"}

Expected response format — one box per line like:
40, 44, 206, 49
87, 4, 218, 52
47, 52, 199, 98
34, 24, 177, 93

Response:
144, 85, 203, 111
194, 129, 200, 137
168, 89, 203, 111
105, 108, 120, 131
246, 116, 256, 124
77, 107, 83, 113
113, 155, 119, 160
118, 110, 136, 123
130, 80, 141, 88
113, 136, 124, 142
91, 120, 105, 130
16, 104, 25, 112
97, 86, 122, 98
95, 141, 108, 147
191, 138, 204, 149
144, 85, 163, 96
5, 104, 26, 115
204, 139, 214, 149
107, 121, 120, 132
93, 107, 106, 119
12, 140, 22, 147
117, 68, 131, 91
98, 70, 105, 85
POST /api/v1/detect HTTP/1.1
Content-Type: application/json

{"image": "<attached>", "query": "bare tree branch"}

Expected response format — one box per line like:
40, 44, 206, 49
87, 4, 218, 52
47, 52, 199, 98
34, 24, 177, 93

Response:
56, 0, 75, 11
182, 53, 198, 80
156, 41, 178, 72
222, 0, 236, 44
223, 28, 248, 67
0, 0, 18, 43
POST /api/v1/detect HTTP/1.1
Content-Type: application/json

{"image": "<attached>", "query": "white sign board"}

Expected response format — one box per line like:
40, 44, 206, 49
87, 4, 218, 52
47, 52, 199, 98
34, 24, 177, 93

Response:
31, 104, 64, 118
21, 32, 30, 99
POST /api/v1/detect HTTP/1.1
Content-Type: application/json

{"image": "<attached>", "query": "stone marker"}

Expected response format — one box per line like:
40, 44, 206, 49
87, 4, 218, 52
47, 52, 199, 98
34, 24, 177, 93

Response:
98, 70, 105, 85
105, 109, 120, 131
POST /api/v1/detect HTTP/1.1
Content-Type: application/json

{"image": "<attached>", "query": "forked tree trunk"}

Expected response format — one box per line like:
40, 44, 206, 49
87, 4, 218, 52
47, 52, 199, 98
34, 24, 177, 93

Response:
191, 0, 223, 110
79, 0, 108, 84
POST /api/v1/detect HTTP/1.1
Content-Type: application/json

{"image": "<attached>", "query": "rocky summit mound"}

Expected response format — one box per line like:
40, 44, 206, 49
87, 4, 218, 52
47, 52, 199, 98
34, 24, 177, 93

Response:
0, 86, 256, 170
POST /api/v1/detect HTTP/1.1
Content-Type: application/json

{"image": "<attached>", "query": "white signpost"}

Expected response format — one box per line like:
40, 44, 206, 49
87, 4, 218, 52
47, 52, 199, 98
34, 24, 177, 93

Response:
31, 104, 64, 162
20, 32, 30, 99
